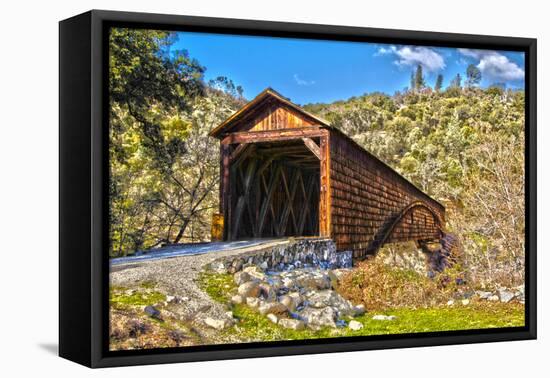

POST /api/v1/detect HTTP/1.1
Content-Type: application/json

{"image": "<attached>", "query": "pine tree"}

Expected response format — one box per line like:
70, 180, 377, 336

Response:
466, 64, 482, 87
435, 74, 444, 92
415, 64, 425, 90
450, 73, 462, 88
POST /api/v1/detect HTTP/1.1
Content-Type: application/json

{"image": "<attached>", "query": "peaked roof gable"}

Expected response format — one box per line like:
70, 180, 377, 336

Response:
209, 88, 331, 138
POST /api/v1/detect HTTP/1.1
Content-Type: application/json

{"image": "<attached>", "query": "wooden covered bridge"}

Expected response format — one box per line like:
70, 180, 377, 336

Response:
210, 88, 446, 259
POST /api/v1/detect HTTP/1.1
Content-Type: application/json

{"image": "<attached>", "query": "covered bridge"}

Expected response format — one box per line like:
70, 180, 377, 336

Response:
210, 88, 445, 259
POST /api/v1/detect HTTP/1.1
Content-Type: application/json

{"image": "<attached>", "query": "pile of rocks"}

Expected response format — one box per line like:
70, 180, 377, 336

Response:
475, 286, 525, 304
230, 266, 365, 330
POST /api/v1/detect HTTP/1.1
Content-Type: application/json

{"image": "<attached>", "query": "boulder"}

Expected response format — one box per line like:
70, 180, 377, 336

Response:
246, 297, 261, 308
372, 314, 396, 321
144, 305, 161, 319
476, 291, 493, 300
243, 266, 266, 281
498, 289, 515, 303
238, 281, 260, 298
488, 295, 499, 301
352, 304, 366, 317
301, 307, 338, 329
259, 302, 287, 315
282, 277, 297, 290
209, 261, 228, 274
278, 318, 305, 331
231, 294, 245, 305
204, 317, 232, 330
234, 271, 251, 285
348, 320, 363, 331
267, 313, 278, 324
306, 290, 354, 316
461, 299, 470, 306
296, 273, 331, 290
259, 283, 276, 302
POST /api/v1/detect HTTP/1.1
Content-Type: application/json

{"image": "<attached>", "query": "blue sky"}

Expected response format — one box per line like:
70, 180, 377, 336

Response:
172, 32, 525, 105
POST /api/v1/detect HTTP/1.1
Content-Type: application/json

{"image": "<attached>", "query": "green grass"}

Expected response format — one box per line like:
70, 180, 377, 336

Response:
110, 287, 166, 309
197, 271, 236, 303
198, 271, 525, 343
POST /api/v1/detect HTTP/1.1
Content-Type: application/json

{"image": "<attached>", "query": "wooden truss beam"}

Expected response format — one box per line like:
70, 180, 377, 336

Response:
302, 137, 321, 159
221, 127, 327, 145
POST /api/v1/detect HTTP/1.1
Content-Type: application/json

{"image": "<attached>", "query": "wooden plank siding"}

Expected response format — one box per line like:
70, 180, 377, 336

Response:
328, 131, 445, 258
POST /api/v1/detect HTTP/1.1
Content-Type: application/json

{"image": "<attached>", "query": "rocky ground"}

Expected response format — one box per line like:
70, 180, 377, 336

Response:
109, 240, 525, 351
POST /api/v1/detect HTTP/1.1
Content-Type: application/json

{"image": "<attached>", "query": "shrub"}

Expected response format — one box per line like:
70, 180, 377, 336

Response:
337, 257, 466, 311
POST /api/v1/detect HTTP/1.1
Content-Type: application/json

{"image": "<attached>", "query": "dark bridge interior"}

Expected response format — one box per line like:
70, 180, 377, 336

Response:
227, 140, 320, 240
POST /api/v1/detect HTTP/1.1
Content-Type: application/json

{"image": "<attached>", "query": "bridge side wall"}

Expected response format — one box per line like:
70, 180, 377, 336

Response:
328, 131, 445, 259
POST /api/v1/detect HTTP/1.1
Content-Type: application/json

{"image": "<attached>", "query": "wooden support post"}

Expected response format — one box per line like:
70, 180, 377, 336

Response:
220, 144, 231, 240
319, 131, 331, 237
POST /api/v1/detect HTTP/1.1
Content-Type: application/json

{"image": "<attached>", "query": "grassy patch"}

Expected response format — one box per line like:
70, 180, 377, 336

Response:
197, 271, 236, 303
109, 285, 203, 350
110, 287, 166, 309
341, 302, 524, 337
198, 270, 525, 344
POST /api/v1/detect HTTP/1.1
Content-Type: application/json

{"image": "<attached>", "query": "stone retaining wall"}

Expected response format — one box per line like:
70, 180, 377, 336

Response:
206, 238, 352, 274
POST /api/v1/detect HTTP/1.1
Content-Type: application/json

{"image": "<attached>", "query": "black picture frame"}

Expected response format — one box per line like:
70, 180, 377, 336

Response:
59, 9, 537, 368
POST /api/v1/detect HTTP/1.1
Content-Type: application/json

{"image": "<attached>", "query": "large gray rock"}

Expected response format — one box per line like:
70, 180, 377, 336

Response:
243, 266, 266, 281
246, 297, 260, 308
259, 302, 287, 315
231, 294, 245, 305
279, 293, 303, 312
372, 314, 396, 321
348, 320, 363, 331
301, 306, 338, 329
204, 317, 233, 330
144, 305, 161, 319
278, 318, 305, 330
352, 304, 366, 317
295, 273, 331, 290
259, 283, 276, 302
306, 290, 354, 316
498, 289, 516, 303
238, 281, 260, 298
476, 291, 493, 300
234, 271, 251, 285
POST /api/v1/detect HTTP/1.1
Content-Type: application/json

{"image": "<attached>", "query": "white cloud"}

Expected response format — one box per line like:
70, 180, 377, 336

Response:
458, 49, 524, 81
374, 46, 396, 56
293, 74, 316, 86
375, 45, 445, 72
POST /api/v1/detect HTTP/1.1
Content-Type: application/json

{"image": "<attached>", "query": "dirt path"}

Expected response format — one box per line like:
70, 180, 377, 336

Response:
110, 239, 292, 342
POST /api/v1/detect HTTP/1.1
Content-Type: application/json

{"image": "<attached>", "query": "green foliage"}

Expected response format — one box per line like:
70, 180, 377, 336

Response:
414, 64, 426, 90
450, 73, 462, 88
305, 87, 525, 286
109, 28, 244, 256
110, 287, 166, 309
466, 64, 482, 87
434, 74, 444, 92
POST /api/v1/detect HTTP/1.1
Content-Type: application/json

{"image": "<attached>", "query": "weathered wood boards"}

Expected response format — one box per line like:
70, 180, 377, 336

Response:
212, 88, 445, 259
329, 131, 444, 258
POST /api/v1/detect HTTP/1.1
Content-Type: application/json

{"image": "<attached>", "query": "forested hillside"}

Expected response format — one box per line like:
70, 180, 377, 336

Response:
304, 86, 525, 286
108, 28, 524, 287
